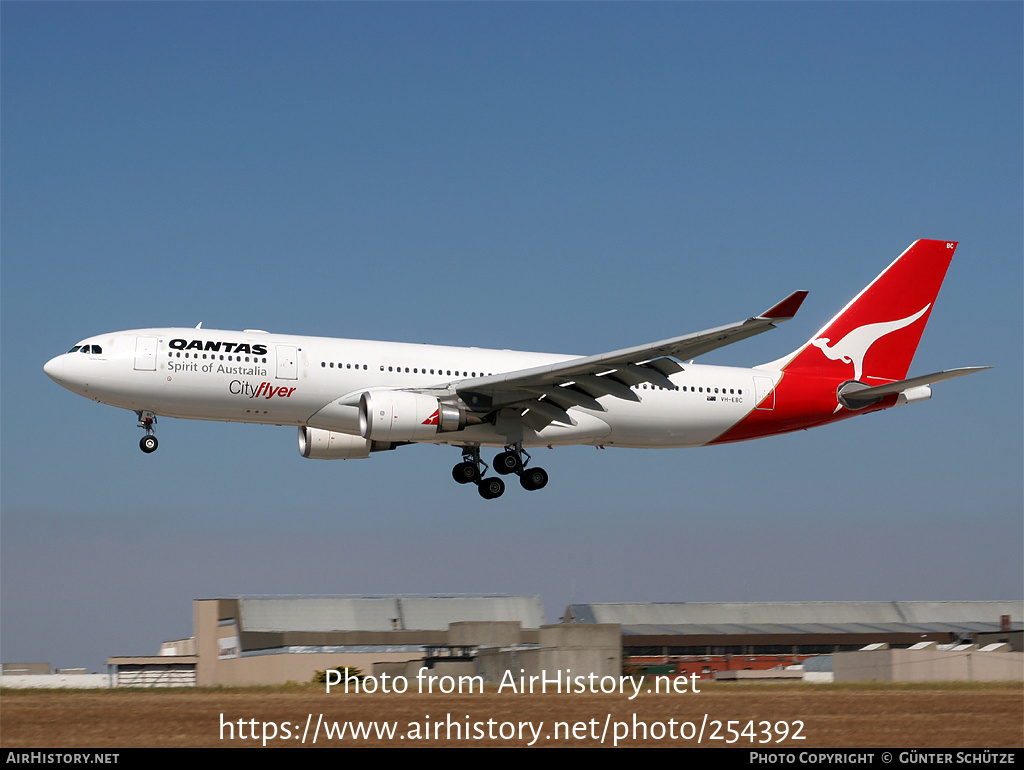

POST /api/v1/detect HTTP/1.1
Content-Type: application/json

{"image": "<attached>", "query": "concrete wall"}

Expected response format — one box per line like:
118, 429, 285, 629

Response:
369, 659, 478, 685
209, 651, 421, 686
2, 663, 51, 675
448, 621, 523, 647
1, 674, 113, 689
476, 623, 621, 684
715, 669, 803, 681
159, 638, 196, 656
834, 649, 1024, 682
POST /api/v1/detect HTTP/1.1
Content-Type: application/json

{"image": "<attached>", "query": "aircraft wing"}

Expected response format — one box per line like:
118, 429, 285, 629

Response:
452, 290, 808, 428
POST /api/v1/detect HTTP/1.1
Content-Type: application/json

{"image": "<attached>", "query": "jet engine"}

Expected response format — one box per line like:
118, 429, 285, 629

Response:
298, 427, 379, 460
358, 390, 467, 442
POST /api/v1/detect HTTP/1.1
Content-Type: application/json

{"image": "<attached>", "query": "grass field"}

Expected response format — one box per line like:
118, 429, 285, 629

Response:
2, 681, 1022, 748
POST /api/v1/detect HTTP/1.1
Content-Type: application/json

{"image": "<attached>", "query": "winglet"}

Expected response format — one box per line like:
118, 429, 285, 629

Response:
759, 290, 808, 321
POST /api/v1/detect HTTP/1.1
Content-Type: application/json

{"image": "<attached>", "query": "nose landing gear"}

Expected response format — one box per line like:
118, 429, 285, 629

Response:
137, 411, 158, 453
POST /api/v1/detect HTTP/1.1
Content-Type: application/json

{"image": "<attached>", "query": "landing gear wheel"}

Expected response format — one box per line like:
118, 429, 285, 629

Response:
452, 461, 479, 484
136, 411, 158, 453
454, 446, 487, 489
478, 476, 505, 500
519, 467, 548, 491
494, 450, 522, 475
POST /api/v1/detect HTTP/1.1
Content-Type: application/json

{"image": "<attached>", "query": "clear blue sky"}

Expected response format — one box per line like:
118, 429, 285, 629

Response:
2, 2, 1021, 672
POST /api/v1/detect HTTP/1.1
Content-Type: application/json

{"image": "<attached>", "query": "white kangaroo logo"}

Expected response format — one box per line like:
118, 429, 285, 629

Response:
811, 305, 929, 381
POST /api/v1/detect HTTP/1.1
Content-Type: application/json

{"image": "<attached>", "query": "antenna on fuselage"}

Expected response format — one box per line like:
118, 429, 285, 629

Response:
195, 322, 203, 329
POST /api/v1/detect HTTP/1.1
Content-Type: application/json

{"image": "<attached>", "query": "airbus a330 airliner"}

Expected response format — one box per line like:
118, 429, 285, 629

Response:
45, 240, 987, 499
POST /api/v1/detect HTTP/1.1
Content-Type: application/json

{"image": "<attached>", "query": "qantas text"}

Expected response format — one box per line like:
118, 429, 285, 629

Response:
169, 339, 268, 356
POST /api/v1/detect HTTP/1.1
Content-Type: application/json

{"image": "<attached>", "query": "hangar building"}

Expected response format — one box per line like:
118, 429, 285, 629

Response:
111, 596, 547, 686
104, 597, 1022, 686
565, 601, 1023, 679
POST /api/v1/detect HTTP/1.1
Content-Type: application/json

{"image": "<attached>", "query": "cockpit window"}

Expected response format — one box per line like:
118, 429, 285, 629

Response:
67, 346, 81, 353
67, 345, 102, 354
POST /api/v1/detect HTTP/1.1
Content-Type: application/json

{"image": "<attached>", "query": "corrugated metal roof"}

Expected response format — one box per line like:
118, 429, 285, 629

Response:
399, 597, 544, 629
618, 621, 1016, 636
240, 598, 399, 632
238, 596, 544, 632
566, 601, 1023, 628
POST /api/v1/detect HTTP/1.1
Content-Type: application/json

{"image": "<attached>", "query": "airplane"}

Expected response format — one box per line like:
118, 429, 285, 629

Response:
44, 239, 988, 500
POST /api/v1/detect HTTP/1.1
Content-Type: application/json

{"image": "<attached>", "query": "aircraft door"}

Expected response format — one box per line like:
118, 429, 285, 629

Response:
276, 345, 298, 380
134, 337, 158, 371
753, 376, 775, 411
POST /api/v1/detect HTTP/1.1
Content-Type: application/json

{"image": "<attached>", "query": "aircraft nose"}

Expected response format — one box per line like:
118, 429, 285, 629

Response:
43, 355, 65, 383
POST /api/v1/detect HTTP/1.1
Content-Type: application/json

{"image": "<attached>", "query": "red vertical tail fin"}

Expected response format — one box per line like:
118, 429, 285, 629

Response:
778, 240, 956, 383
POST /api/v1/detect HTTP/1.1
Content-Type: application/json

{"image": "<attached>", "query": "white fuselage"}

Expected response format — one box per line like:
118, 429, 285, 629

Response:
44, 327, 776, 449
41, 242, 979, 501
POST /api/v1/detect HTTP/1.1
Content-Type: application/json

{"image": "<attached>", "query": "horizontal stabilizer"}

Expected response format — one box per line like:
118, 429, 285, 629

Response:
840, 366, 991, 406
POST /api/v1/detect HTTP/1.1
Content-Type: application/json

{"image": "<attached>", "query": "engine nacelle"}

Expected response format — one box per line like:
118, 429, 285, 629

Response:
358, 390, 467, 442
298, 426, 376, 460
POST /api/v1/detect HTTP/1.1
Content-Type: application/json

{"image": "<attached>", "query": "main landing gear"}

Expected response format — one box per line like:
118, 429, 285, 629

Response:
137, 411, 158, 453
451, 445, 548, 500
